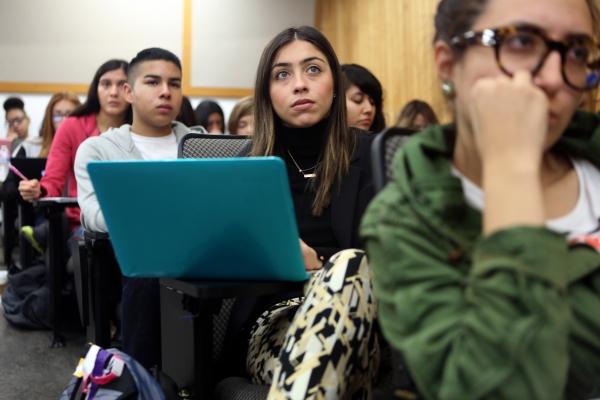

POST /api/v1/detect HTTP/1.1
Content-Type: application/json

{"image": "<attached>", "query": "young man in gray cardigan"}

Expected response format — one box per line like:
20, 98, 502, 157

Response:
74, 47, 206, 369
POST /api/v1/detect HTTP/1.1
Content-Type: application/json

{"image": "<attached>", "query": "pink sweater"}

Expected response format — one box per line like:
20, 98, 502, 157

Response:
40, 113, 100, 230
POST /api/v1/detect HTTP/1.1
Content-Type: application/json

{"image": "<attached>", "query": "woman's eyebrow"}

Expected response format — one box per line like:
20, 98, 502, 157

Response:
511, 21, 594, 42
566, 33, 595, 42
271, 56, 326, 70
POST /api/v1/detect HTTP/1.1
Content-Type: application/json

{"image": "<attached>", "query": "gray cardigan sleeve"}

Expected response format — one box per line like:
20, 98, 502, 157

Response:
74, 137, 108, 233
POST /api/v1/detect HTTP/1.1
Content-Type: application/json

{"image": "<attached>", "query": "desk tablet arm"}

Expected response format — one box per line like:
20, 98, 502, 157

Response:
35, 197, 79, 208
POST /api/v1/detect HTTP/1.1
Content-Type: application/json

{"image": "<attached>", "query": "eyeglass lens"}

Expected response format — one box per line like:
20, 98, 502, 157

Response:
52, 113, 71, 122
498, 30, 600, 90
5, 117, 26, 127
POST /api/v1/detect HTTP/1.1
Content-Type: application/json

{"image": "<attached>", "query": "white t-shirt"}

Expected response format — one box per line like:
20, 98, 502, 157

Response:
450, 159, 600, 238
130, 131, 178, 160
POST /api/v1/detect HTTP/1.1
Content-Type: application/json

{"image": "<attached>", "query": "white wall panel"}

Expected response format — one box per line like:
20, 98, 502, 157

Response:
190, 0, 315, 88
0, 0, 184, 84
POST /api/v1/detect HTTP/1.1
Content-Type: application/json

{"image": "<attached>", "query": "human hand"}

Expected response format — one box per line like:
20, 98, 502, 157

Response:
469, 70, 549, 166
6, 131, 19, 139
299, 239, 323, 271
19, 179, 41, 201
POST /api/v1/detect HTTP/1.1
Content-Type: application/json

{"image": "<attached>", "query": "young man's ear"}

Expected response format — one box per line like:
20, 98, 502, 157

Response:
123, 82, 134, 105
433, 40, 456, 85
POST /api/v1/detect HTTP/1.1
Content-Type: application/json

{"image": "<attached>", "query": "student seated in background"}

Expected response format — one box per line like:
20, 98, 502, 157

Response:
394, 99, 439, 131
225, 25, 379, 399
194, 99, 224, 133
342, 64, 386, 133
18, 59, 132, 247
15, 91, 81, 159
3, 97, 30, 140
227, 95, 253, 135
362, 0, 600, 398
75, 47, 205, 370
2, 91, 81, 254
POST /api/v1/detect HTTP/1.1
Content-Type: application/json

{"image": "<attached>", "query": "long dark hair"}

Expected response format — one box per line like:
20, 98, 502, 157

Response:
250, 26, 356, 216
177, 96, 199, 127
342, 64, 386, 133
70, 59, 132, 123
194, 100, 224, 131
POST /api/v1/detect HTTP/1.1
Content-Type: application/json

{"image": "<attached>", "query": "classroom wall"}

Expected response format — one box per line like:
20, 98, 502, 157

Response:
316, 0, 451, 125
0, 0, 315, 136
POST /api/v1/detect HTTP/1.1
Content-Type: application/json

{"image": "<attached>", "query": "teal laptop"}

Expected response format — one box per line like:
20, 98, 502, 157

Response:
87, 157, 308, 282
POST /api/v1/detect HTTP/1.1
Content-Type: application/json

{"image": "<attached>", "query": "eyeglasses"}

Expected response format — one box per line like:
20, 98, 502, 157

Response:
52, 113, 71, 122
5, 116, 28, 128
450, 25, 600, 91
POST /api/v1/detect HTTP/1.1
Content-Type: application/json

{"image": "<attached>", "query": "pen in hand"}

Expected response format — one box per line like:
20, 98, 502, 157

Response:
9, 164, 29, 181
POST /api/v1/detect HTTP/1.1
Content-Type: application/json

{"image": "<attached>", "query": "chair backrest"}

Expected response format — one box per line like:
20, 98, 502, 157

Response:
178, 133, 251, 159
371, 127, 418, 193
176, 132, 251, 365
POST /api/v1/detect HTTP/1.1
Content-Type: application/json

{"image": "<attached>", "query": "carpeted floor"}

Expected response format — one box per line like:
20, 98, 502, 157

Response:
0, 272, 86, 400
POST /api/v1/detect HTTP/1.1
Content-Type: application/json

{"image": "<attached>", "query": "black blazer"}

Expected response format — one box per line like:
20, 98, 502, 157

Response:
318, 129, 375, 255
218, 128, 377, 379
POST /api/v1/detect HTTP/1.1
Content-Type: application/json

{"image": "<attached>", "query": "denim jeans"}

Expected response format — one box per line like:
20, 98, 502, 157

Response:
121, 276, 162, 370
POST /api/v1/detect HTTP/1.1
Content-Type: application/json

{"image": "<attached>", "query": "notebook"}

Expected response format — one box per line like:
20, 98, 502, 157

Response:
87, 157, 309, 282
10, 157, 47, 181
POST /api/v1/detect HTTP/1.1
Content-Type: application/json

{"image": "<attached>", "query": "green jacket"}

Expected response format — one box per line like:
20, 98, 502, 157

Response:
361, 110, 600, 400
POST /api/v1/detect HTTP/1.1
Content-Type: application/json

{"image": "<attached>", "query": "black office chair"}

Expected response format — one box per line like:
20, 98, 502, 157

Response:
177, 132, 251, 158
371, 127, 419, 193
370, 127, 424, 399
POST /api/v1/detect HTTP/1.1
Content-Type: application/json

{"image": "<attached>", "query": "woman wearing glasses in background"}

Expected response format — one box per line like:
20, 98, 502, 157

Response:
10, 91, 81, 158
3, 97, 30, 139
362, 0, 600, 399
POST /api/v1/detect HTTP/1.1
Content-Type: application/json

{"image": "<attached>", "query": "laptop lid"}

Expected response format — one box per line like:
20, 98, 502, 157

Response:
10, 157, 47, 181
87, 157, 309, 282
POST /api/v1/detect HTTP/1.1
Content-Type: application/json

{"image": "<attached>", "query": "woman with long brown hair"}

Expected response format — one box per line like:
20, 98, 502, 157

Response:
18, 59, 131, 251
226, 26, 380, 399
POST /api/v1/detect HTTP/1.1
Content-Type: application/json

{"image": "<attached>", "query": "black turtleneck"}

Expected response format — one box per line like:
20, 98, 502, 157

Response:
277, 117, 340, 259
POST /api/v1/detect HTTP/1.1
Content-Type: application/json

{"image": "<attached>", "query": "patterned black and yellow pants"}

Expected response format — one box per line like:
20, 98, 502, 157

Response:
247, 249, 380, 400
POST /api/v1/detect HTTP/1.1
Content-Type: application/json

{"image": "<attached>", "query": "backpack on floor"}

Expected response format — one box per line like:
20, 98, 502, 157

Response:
1, 264, 51, 329
2, 262, 81, 330
59, 344, 188, 400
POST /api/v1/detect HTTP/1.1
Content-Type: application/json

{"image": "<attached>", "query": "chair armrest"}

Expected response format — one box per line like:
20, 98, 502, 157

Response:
159, 278, 306, 300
